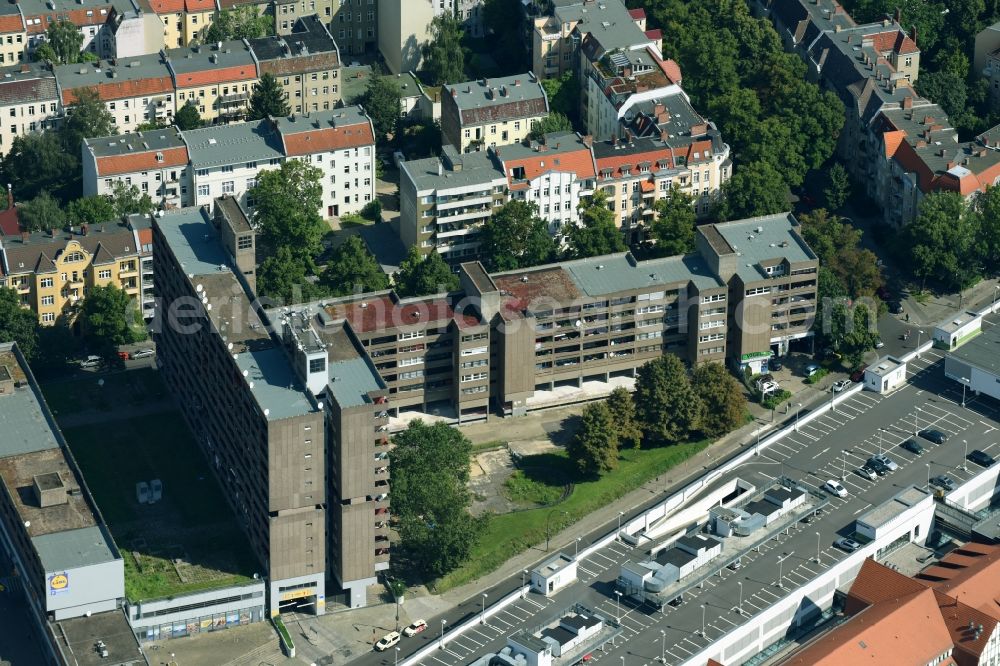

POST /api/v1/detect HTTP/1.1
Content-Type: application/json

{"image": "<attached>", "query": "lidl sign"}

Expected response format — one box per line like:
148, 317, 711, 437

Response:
48, 572, 69, 595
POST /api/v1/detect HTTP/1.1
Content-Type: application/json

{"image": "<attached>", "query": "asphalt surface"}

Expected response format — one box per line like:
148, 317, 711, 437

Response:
365, 335, 1000, 666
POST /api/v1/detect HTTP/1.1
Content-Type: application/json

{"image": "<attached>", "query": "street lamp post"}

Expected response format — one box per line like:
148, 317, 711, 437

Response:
617, 511, 625, 542
440, 619, 447, 649
620, 655, 625, 666
737, 581, 743, 615
795, 403, 802, 431
755, 425, 761, 456
575, 537, 582, 559
395, 647, 400, 666
521, 569, 528, 598
917, 330, 924, 356
614, 590, 623, 622
841, 450, 847, 481
660, 629, 666, 663
914, 407, 921, 436
700, 603, 706, 638
963, 439, 968, 471
878, 428, 883, 455
994, 285, 1000, 313
961, 377, 969, 408
815, 531, 821, 564
776, 552, 794, 588
926, 463, 931, 491
481, 593, 488, 625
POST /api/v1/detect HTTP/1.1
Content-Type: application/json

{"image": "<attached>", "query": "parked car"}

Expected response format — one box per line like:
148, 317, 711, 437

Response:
889, 301, 904, 314
130, 348, 155, 360
759, 381, 781, 394
403, 620, 427, 637
668, 595, 684, 607
901, 439, 925, 455
867, 458, 890, 476
930, 475, 956, 491
918, 429, 947, 445
375, 631, 401, 651
874, 338, 884, 349
727, 559, 742, 571
769, 358, 784, 371
805, 364, 821, 377
850, 365, 869, 383
869, 454, 898, 472
968, 450, 997, 468
835, 537, 861, 552
823, 479, 848, 498
78, 355, 101, 368
832, 379, 852, 393
856, 465, 878, 481
755, 374, 775, 390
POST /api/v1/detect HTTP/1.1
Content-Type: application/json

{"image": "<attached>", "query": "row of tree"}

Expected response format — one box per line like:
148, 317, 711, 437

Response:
568, 359, 747, 477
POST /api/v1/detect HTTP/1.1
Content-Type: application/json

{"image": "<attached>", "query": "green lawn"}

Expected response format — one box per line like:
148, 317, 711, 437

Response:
432, 441, 708, 592
502, 470, 566, 506
41, 369, 168, 417
61, 413, 258, 601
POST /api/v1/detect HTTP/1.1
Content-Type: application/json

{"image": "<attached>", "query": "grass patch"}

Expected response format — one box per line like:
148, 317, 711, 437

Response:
41, 368, 167, 417
432, 441, 708, 593
471, 439, 506, 454
61, 413, 258, 601
339, 213, 370, 228
805, 368, 829, 384
912, 290, 931, 304
273, 616, 294, 653
502, 470, 566, 506
762, 389, 792, 410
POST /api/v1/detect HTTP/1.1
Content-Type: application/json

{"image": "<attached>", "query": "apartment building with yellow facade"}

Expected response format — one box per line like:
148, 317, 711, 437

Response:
165, 39, 258, 122
441, 73, 549, 153
149, 0, 215, 47
0, 223, 144, 325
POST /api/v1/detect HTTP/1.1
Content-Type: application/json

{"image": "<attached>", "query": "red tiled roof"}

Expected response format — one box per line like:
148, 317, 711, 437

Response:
175, 64, 256, 88
503, 146, 596, 184
332, 296, 480, 334
867, 30, 918, 56
95, 146, 189, 176
596, 147, 673, 178
281, 123, 374, 156
627, 8, 645, 20
62, 77, 174, 104
148, 0, 183, 12
0, 208, 21, 237
655, 52, 682, 86
918, 544, 1000, 620
24, 7, 112, 33
185, 0, 215, 10
645, 29, 663, 41
0, 15, 25, 33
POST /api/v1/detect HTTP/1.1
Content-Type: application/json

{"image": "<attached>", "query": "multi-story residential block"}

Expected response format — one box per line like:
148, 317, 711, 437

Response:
165, 39, 258, 123
154, 198, 389, 610
0, 341, 140, 665
125, 212, 155, 318
399, 145, 507, 264
21, 0, 123, 57
455, 0, 483, 38
376, 0, 452, 74
82, 125, 190, 209
250, 15, 342, 115
149, 0, 215, 48
106, 3, 166, 59
441, 73, 549, 153
273, 0, 329, 33
0, 64, 60, 154
0, 222, 144, 325
332, 0, 377, 57
498, 131, 596, 234
179, 107, 375, 217
0, 6, 27, 66
54, 54, 175, 133
976, 21, 1000, 109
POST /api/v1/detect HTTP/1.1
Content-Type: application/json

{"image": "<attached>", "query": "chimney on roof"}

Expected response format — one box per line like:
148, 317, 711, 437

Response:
49, 227, 55, 238
513, 79, 520, 86
653, 102, 665, 116
451, 87, 457, 98
660, 130, 668, 142
903, 95, 913, 109
81, 224, 88, 236
20, 231, 28, 243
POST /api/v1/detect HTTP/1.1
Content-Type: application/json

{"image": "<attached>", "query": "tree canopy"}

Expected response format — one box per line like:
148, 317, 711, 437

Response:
634, 355, 704, 445
0, 133, 79, 203
203, 6, 273, 43
60, 88, 117, 157
605, 387, 642, 449
67, 195, 117, 227
649, 186, 696, 257
250, 160, 324, 266
320, 236, 389, 296
80, 284, 146, 353
822, 163, 852, 211
565, 191, 626, 259
247, 73, 290, 121
0, 288, 39, 360
528, 113, 573, 140
389, 420, 484, 578
715, 160, 788, 220
420, 14, 466, 86
18, 192, 66, 232
109, 181, 155, 218
39, 19, 85, 64
899, 191, 985, 292
477, 200, 557, 272
257, 246, 326, 305
567, 403, 619, 477
798, 209, 881, 299
540, 71, 580, 124
361, 74, 402, 145
691, 363, 746, 438
394, 247, 459, 297
174, 103, 203, 131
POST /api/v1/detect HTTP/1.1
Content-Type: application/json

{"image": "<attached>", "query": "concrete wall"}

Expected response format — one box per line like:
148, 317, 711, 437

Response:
126, 581, 266, 640
46, 558, 125, 620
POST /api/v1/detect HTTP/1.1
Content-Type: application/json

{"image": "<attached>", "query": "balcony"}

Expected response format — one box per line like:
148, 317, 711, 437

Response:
436, 193, 492, 210
119, 267, 138, 278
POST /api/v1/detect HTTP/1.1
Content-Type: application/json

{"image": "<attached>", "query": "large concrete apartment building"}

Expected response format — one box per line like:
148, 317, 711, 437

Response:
153, 198, 389, 610
0, 341, 141, 665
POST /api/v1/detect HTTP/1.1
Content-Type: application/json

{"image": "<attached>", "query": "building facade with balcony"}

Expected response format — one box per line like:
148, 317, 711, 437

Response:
0, 223, 144, 325
82, 125, 190, 209
250, 15, 342, 115
441, 73, 549, 153
165, 39, 258, 123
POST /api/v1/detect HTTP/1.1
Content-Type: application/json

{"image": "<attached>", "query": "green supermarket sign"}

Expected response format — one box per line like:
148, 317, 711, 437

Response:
740, 351, 772, 361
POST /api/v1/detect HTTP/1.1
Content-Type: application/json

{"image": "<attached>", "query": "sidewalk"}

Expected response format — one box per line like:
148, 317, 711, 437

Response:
902, 277, 1000, 327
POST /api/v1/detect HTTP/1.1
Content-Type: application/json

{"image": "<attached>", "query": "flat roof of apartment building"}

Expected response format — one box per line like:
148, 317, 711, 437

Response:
858, 486, 929, 530
233, 347, 317, 421
563, 252, 724, 295
402, 147, 505, 192
327, 354, 386, 408
704, 213, 818, 282
553, 0, 650, 53
184, 119, 285, 167
155, 207, 234, 276
327, 295, 482, 333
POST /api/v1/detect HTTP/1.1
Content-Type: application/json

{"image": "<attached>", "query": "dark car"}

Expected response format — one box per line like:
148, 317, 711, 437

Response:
930, 475, 956, 491
668, 595, 684, 607
769, 358, 783, 371
919, 429, 947, 445
867, 458, 890, 476
889, 301, 904, 314
968, 450, 997, 468
850, 365, 869, 383
901, 439, 925, 455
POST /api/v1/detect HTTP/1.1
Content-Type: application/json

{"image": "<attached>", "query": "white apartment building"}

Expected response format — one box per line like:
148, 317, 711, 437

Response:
0, 65, 60, 154
81, 126, 189, 208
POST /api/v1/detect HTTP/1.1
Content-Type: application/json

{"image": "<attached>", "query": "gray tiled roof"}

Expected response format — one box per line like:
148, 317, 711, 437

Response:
183, 119, 284, 167
554, 0, 651, 55
2, 226, 138, 276
0, 362, 60, 459
0, 68, 58, 106
401, 148, 505, 192
249, 15, 338, 67
165, 39, 256, 75
562, 252, 724, 296
53, 55, 171, 91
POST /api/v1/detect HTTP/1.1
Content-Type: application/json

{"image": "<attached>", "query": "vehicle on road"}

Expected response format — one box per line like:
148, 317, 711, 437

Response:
130, 348, 155, 360
375, 631, 401, 651
918, 429, 947, 445
805, 363, 821, 377
930, 475, 956, 491
869, 453, 899, 472
867, 458, 890, 475
856, 466, 878, 481
900, 439, 925, 455
403, 620, 427, 637
823, 479, 848, 498
832, 379, 851, 393
850, 365, 868, 382
835, 537, 861, 552
874, 338, 884, 349
889, 301, 903, 314
78, 355, 101, 368
968, 450, 997, 468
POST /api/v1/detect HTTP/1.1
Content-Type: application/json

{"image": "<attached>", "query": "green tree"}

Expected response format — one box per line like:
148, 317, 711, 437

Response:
0, 288, 39, 360
540, 71, 580, 122
823, 163, 852, 211
32, 42, 59, 64
691, 363, 746, 438
606, 387, 642, 449
971, 185, 1000, 274
247, 72, 290, 121
80, 284, 146, 352
319, 236, 389, 296
633, 355, 704, 445
420, 14, 466, 86
60, 88, 117, 156
528, 113, 573, 140
716, 160, 788, 220
18, 191, 66, 232
394, 247, 459, 297
389, 420, 483, 577
203, 5, 273, 42
109, 181, 155, 218
0, 132, 78, 202
360, 199, 382, 221
477, 200, 557, 272
257, 246, 327, 304
798, 209, 881, 298
249, 160, 324, 266
565, 191, 626, 259
915, 70, 968, 119
649, 186, 696, 256
174, 103, 203, 130
67, 195, 117, 227
362, 74, 402, 145
44, 19, 84, 64
567, 403, 619, 477
838, 302, 881, 369
900, 191, 984, 291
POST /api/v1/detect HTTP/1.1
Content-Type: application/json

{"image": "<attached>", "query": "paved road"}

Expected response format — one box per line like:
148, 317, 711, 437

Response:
361, 337, 1000, 666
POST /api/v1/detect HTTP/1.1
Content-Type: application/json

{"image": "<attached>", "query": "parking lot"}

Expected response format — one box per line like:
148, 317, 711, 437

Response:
403, 345, 1000, 666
